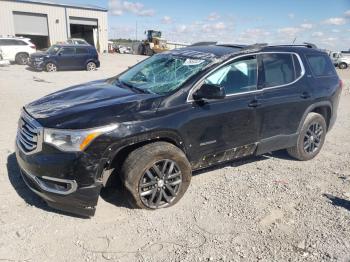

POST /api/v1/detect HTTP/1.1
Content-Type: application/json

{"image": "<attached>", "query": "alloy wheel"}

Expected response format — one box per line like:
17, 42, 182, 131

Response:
46, 63, 57, 72
139, 159, 182, 209
303, 122, 323, 154
87, 62, 96, 71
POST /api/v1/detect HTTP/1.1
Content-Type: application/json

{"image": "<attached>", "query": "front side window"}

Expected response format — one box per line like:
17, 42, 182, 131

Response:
261, 53, 295, 88
306, 54, 336, 77
118, 54, 210, 94
204, 55, 257, 95
60, 47, 75, 55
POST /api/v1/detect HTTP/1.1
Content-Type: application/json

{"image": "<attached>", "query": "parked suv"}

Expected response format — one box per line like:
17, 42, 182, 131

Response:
16, 44, 342, 216
0, 36, 36, 64
29, 44, 100, 72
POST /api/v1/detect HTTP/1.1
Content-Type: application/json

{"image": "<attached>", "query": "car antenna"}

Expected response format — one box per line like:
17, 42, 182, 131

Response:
292, 37, 297, 45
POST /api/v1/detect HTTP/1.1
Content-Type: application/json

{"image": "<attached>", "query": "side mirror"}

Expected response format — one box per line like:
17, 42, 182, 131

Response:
193, 83, 226, 100
57, 52, 62, 56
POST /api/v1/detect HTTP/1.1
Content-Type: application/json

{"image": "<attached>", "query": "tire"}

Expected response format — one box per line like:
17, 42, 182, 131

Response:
137, 44, 145, 55
15, 53, 29, 65
145, 46, 154, 56
338, 62, 348, 69
45, 62, 57, 72
121, 142, 192, 209
86, 61, 97, 71
287, 112, 327, 161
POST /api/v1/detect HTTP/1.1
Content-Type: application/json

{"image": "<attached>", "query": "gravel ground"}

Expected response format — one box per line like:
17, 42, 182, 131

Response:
0, 54, 349, 262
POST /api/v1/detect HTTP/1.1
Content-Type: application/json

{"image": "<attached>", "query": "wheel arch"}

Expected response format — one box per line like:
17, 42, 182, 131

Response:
98, 131, 188, 185
298, 101, 332, 132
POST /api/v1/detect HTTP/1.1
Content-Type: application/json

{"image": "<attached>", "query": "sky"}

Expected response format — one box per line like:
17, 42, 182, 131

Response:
57, 0, 350, 51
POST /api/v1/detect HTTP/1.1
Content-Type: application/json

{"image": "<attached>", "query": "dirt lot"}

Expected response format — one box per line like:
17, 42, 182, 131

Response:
0, 54, 349, 262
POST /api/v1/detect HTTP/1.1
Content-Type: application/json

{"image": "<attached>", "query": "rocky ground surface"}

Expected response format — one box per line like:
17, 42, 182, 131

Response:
0, 55, 349, 262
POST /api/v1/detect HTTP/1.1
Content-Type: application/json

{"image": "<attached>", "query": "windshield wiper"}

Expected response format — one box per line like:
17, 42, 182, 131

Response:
116, 79, 150, 94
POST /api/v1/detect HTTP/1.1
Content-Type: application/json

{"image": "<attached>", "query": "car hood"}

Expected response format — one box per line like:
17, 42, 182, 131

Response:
30, 52, 48, 58
25, 79, 163, 129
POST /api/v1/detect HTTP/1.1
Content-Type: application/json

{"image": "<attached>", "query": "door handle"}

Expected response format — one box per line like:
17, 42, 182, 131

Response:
300, 92, 311, 99
248, 99, 261, 108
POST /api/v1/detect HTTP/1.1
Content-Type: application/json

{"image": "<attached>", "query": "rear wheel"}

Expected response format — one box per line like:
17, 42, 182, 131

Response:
15, 53, 29, 65
121, 142, 192, 209
287, 113, 327, 161
338, 62, 348, 69
45, 62, 57, 72
86, 62, 97, 71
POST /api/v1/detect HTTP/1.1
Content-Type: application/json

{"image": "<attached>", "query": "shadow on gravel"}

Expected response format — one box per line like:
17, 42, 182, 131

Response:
100, 172, 132, 209
267, 150, 296, 161
6, 153, 88, 218
324, 193, 350, 211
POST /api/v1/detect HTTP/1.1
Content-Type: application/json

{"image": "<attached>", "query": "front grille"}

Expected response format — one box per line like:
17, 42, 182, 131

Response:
17, 111, 42, 154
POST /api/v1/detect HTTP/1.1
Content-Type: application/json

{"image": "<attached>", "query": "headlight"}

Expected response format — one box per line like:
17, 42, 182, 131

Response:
35, 57, 44, 61
44, 124, 118, 152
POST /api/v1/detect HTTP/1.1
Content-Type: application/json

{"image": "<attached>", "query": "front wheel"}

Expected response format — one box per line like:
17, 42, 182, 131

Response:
45, 62, 57, 72
122, 142, 192, 209
287, 112, 327, 161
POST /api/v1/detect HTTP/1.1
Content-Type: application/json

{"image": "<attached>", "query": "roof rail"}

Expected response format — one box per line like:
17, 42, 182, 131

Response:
216, 43, 247, 49
266, 42, 318, 49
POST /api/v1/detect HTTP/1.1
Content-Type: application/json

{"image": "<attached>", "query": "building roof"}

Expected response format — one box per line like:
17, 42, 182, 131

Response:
14, 0, 107, 12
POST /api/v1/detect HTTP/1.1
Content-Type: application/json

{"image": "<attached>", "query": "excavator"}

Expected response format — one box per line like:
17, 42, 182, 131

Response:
136, 30, 169, 56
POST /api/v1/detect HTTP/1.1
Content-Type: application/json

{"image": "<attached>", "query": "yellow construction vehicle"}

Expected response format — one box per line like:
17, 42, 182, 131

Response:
136, 30, 169, 56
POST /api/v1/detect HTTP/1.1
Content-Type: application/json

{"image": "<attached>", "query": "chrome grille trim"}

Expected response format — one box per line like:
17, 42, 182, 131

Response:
16, 110, 43, 155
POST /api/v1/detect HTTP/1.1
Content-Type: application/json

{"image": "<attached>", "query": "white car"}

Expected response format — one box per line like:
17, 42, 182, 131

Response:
0, 37, 36, 64
66, 38, 90, 45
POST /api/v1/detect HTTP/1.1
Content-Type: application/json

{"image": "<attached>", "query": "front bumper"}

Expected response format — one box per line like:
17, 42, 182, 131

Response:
28, 59, 45, 70
15, 139, 103, 217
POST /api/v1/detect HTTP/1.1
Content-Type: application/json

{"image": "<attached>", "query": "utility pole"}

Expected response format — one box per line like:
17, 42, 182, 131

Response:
135, 21, 138, 42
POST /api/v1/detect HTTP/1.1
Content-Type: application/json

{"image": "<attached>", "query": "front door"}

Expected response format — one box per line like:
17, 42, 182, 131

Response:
183, 55, 260, 168
56, 47, 76, 69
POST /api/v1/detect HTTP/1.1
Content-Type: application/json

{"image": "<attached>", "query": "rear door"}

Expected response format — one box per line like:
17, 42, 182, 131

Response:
56, 47, 76, 69
0, 39, 17, 61
75, 47, 90, 69
255, 52, 311, 153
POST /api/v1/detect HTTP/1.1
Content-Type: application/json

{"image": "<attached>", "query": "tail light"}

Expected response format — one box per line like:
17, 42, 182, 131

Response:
339, 79, 343, 89
30, 44, 36, 49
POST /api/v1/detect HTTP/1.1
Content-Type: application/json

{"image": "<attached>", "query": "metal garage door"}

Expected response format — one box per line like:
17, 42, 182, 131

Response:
69, 17, 98, 26
13, 12, 48, 36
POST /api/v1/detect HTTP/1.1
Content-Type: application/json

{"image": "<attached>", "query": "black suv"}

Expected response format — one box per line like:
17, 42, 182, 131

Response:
16, 44, 342, 216
29, 44, 100, 72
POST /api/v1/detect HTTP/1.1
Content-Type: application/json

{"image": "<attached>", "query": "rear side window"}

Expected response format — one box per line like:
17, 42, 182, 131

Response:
76, 47, 89, 54
306, 54, 336, 77
261, 53, 296, 88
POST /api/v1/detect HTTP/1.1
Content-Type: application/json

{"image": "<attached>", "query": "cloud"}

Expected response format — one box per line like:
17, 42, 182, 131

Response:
207, 12, 220, 21
322, 17, 347, 25
300, 23, 313, 29
175, 25, 190, 33
109, 0, 155, 16
238, 28, 271, 43
345, 10, 350, 17
312, 31, 324, 37
201, 22, 226, 32
288, 13, 295, 19
161, 16, 173, 24
278, 27, 301, 36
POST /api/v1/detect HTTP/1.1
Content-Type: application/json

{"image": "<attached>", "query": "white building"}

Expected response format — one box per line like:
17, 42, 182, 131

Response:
0, 0, 108, 52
